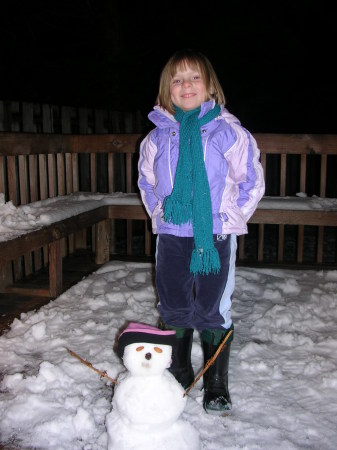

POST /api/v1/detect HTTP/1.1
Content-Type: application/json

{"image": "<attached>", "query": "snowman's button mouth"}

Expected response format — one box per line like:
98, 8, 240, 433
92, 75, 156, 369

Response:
141, 362, 151, 368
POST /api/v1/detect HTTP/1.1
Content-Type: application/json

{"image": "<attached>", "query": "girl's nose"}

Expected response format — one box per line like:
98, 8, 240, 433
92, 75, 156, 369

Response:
182, 79, 191, 87
145, 352, 152, 360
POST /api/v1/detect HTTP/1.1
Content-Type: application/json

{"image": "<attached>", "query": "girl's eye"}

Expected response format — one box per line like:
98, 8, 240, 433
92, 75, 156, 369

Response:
172, 79, 181, 85
193, 75, 201, 80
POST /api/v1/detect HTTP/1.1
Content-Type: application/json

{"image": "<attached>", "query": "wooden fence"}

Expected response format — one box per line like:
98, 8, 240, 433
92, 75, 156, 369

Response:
0, 100, 146, 134
1, 100, 336, 274
241, 134, 337, 267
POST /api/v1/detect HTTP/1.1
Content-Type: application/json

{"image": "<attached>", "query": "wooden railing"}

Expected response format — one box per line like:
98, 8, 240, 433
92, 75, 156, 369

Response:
0, 100, 145, 134
242, 134, 337, 267
0, 133, 143, 200
0, 132, 336, 296
0, 133, 148, 293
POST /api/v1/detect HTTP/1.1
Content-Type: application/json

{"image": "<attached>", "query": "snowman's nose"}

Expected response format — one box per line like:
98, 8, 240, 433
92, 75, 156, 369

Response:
145, 352, 152, 360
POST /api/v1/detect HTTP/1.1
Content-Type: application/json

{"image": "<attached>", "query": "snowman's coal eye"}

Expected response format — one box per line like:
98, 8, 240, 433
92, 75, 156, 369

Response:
154, 347, 162, 353
136, 346, 144, 352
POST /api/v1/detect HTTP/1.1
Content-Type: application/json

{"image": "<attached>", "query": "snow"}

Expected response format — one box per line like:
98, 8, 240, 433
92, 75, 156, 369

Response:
0, 192, 142, 242
0, 193, 337, 448
1, 192, 337, 243
257, 195, 337, 211
0, 261, 337, 449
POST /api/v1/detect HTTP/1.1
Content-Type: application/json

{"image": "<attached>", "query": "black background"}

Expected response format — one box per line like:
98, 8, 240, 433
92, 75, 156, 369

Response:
1, 0, 336, 133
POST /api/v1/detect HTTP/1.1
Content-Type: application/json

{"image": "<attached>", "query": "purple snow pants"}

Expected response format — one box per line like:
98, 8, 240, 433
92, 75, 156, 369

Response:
155, 234, 237, 332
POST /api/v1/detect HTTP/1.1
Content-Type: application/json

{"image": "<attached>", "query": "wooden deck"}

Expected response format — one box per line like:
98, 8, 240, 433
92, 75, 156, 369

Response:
0, 250, 155, 337
0, 250, 101, 336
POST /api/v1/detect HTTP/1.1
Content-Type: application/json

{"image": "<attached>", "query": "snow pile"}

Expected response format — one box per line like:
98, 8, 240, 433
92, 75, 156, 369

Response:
258, 194, 337, 211
0, 261, 337, 449
0, 192, 142, 242
1, 192, 336, 243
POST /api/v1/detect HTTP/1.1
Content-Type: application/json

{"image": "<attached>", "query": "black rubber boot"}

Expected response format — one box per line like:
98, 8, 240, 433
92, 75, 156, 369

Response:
158, 320, 194, 389
201, 327, 233, 415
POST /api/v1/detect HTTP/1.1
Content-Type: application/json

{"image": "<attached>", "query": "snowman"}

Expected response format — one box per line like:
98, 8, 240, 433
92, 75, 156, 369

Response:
105, 322, 200, 450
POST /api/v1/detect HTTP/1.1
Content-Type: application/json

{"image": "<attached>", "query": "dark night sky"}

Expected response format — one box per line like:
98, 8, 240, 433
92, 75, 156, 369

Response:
1, 0, 336, 133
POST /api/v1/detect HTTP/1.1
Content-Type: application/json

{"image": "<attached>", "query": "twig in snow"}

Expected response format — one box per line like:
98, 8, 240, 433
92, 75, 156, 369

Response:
66, 347, 118, 385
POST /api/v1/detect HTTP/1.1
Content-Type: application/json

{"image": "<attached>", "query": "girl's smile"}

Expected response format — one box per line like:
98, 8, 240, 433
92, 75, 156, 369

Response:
170, 65, 207, 111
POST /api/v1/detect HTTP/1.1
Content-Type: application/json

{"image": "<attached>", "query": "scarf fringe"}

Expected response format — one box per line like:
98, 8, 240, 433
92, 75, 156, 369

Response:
163, 196, 192, 225
190, 247, 221, 276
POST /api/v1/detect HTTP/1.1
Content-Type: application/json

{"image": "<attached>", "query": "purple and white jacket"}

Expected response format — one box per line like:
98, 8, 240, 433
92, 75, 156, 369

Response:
138, 100, 265, 237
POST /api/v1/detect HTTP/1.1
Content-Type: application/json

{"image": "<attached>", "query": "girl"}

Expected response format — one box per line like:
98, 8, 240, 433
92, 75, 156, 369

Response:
138, 49, 265, 415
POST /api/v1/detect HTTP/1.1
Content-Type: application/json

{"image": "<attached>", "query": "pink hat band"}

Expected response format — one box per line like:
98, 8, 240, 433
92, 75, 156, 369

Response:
117, 322, 176, 358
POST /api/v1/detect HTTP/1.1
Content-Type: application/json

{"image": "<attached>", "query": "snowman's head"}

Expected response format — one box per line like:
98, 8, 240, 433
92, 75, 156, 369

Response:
117, 322, 177, 377
123, 342, 172, 376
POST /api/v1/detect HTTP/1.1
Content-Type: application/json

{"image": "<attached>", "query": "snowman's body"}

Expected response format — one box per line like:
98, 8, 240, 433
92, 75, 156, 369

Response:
106, 339, 200, 449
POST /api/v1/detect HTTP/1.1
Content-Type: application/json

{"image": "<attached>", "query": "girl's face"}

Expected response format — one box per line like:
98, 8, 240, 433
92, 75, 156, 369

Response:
170, 63, 208, 111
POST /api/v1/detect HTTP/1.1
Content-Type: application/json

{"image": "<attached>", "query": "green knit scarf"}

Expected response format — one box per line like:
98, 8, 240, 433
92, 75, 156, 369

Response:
163, 104, 221, 276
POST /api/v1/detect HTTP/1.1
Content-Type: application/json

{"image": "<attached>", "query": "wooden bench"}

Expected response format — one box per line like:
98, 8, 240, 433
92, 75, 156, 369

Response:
0, 132, 337, 298
0, 194, 147, 297
241, 134, 337, 267
0, 133, 150, 297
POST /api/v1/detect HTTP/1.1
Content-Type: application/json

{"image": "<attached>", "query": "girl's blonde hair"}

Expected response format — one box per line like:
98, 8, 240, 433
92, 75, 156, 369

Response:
156, 49, 225, 114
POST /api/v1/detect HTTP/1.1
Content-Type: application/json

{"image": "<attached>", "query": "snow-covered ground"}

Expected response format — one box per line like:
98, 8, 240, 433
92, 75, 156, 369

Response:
0, 260, 337, 449
0, 192, 337, 448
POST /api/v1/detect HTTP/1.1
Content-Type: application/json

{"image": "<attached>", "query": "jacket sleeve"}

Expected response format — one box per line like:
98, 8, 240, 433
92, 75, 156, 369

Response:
227, 123, 265, 222
137, 131, 158, 217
